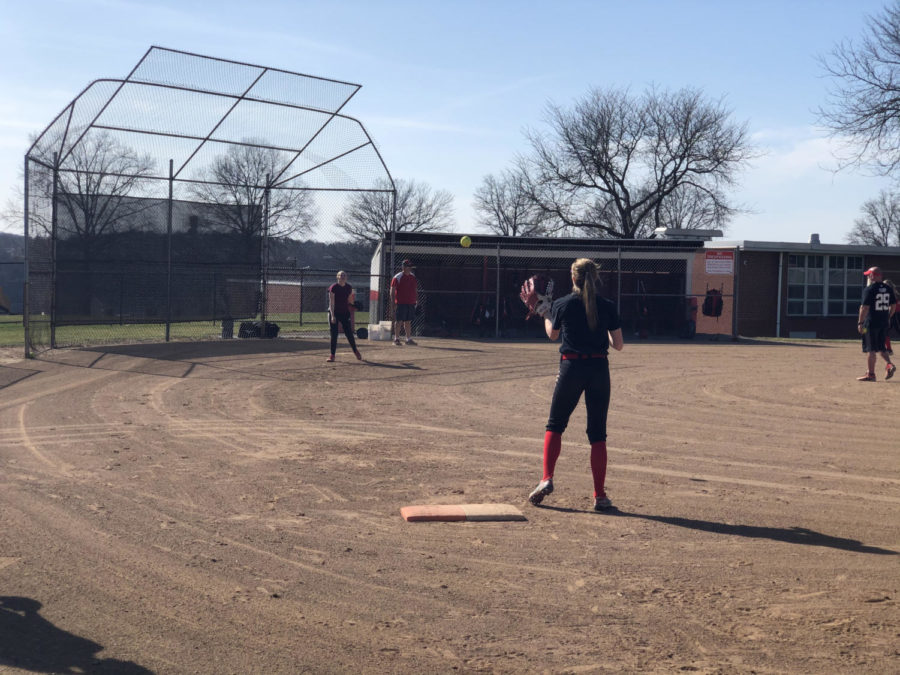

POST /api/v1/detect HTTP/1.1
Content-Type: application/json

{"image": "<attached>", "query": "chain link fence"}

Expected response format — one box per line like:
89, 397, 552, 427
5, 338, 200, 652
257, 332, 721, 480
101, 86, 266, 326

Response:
0, 261, 24, 316
24, 47, 393, 353
369, 233, 735, 341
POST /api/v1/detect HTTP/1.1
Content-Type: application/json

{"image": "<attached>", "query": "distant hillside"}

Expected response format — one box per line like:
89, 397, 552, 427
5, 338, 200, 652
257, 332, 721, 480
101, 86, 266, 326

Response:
0, 233, 372, 316
0, 233, 24, 261
269, 239, 375, 271
0, 232, 376, 270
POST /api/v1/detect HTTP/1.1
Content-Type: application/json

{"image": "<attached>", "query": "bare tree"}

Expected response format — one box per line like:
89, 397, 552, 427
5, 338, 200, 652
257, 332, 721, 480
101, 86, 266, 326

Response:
473, 169, 550, 236
15, 131, 157, 253
189, 143, 318, 240
656, 183, 733, 231
847, 189, 900, 246
818, 2, 900, 176
521, 86, 753, 238
335, 178, 454, 245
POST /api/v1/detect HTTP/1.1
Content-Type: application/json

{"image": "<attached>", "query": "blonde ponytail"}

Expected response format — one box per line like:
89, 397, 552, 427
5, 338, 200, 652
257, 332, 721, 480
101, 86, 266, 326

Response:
571, 258, 599, 331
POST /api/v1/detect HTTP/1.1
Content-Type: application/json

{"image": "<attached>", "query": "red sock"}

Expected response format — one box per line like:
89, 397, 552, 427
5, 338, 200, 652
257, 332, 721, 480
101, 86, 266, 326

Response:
542, 431, 562, 480
590, 441, 607, 498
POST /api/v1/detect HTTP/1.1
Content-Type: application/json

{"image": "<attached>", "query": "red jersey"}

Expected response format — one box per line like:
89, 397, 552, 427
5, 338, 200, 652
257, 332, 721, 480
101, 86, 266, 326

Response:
391, 272, 417, 304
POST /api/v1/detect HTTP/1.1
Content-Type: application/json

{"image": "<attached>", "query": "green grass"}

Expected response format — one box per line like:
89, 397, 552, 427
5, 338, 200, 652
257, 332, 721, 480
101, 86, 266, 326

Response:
0, 315, 24, 347
0, 311, 371, 349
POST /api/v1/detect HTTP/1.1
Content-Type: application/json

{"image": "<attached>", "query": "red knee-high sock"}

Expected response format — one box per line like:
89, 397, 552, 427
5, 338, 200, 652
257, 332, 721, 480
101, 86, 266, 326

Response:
590, 441, 608, 498
542, 431, 562, 480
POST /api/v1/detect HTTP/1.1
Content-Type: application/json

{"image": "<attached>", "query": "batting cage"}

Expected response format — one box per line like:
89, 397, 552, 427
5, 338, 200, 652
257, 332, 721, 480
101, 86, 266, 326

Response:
23, 46, 394, 354
370, 232, 737, 341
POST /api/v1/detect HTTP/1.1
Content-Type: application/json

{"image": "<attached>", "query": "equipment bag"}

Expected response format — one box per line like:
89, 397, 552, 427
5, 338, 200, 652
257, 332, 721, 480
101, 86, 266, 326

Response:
702, 289, 723, 318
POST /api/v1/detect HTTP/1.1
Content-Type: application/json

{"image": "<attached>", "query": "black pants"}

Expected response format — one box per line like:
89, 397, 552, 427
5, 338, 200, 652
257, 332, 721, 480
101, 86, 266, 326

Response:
545, 358, 611, 443
330, 312, 358, 354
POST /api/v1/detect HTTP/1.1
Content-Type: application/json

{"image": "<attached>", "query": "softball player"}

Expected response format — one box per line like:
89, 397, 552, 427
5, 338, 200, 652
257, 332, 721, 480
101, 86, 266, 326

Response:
528, 258, 624, 511
326, 271, 362, 363
857, 266, 896, 381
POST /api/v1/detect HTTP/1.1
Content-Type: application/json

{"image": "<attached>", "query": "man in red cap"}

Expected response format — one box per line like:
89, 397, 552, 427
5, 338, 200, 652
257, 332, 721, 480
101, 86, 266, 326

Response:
390, 259, 418, 345
857, 266, 896, 381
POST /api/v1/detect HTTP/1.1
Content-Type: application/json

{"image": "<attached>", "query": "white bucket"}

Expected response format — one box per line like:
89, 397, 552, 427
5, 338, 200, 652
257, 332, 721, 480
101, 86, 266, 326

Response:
368, 324, 392, 341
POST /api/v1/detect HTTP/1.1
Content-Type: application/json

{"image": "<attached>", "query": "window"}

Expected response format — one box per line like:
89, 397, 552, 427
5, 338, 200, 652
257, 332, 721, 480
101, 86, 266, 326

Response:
787, 254, 864, 316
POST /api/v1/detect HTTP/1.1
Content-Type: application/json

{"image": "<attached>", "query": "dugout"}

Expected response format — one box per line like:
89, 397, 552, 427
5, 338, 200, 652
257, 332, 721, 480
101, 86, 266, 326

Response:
371, 231, 728, 339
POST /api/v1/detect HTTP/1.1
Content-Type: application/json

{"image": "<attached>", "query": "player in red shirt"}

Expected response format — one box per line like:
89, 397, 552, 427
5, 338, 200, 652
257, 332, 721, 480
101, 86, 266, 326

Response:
390, 259, 418, 345
884, 279, 899, 355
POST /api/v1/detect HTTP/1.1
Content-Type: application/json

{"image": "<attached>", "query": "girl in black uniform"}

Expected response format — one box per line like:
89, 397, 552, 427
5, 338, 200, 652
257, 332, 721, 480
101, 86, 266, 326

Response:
528, 258, 624, 511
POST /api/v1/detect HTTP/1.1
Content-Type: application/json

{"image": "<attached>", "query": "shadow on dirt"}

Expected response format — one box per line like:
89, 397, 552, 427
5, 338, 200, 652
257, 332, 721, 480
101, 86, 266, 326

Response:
412, 343, 486, 353
0, 366, 40, 390
80, 338, 326, 362
731, 337, 840, 348
0, 596, 154, 674
613, 512, 898, 555
362, 361, 424, 370
532, 505, 896, 554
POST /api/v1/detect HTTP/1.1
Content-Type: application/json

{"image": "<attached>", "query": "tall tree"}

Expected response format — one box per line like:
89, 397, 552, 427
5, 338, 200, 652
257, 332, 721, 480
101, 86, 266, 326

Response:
22, 131, 157, 255
189, 143, 318, 240
848, 189, 900, 246
818, 2, 900, 176
521, 86, 753, 238
473, 169, 550, 236
656, 183, 733, 231
335, 178, 454, 245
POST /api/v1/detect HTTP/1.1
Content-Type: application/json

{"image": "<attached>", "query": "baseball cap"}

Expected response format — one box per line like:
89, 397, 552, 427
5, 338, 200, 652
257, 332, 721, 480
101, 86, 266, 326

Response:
402, 259, 414, 267
863, 266, 882, 277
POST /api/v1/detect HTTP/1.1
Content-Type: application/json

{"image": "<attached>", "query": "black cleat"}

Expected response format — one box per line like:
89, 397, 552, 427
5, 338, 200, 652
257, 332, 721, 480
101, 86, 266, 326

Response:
593, 496, 613, 512
528, 479, 554, 505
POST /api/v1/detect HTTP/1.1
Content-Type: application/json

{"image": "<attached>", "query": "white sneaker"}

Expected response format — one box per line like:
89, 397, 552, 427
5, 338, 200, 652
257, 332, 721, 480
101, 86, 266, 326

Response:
528, 478, 553, 505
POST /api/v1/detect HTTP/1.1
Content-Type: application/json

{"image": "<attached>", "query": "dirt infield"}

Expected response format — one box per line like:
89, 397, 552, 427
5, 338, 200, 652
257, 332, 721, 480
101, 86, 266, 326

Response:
1, 337, 898, 674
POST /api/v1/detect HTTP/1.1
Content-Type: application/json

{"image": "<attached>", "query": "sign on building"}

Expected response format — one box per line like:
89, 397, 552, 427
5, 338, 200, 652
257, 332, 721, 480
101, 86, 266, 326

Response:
705, 250, 734, 275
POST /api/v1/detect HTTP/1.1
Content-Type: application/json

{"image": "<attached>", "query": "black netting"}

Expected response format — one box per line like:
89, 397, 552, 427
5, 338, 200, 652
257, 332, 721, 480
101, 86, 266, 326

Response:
24, 47, 394, 351
372, 234, 734, 341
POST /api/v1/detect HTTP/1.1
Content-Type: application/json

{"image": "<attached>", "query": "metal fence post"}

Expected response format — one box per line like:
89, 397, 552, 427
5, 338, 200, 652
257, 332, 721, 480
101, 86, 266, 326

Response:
261, 178, 270, 338
299, 267, 305, 326
165, 159, 173, 342
119, 269, 125, 325
732, 247, 741, 340
22, 156, 30, 358
616, 246, 622, 314
495, 240, 501, 337
50, 154, 58, 349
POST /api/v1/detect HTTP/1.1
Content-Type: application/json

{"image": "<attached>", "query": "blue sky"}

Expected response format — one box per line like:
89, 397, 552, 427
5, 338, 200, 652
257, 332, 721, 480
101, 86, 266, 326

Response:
1, 0, 896, 243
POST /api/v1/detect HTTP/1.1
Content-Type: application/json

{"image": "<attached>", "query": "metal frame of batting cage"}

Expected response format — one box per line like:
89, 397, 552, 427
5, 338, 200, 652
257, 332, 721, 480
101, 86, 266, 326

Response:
22, 46, 396, 357
372, 232, 737, 341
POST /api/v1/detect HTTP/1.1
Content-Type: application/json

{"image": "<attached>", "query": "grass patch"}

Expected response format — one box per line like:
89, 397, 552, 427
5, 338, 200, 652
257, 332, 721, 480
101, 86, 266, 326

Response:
0, 315, 24, 347
0, 312, 371, 348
